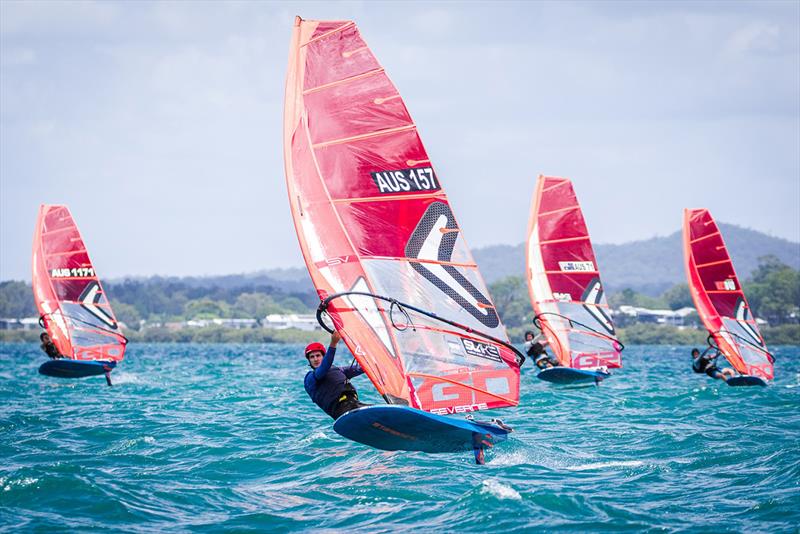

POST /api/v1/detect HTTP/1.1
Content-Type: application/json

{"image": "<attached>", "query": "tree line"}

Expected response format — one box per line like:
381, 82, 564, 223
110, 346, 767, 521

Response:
1, 255, 797, 344
487, 255, 799, 344
0, 278, 318, 329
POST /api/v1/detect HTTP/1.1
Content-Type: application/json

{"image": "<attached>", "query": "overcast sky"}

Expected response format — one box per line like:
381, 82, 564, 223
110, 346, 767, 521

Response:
2, 0, 798, 281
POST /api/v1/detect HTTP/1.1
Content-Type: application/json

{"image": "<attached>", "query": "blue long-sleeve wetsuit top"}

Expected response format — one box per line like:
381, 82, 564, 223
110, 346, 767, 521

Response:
304, 346, 365, 419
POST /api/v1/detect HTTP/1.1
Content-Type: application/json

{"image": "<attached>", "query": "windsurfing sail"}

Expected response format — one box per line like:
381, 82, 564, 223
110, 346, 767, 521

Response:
32, 205, 126, 362
683, 208, 773, 380
284, 17, 521, 415
525, 175, 622, 369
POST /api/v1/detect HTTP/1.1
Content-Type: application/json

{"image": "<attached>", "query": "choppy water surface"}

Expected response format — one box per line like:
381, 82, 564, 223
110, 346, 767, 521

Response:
1, 343, 798, 532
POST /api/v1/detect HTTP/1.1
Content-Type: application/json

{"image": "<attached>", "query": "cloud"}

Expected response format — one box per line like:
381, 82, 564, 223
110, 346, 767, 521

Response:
725, 22, 782, 55
0, 46, 36, 66
0, 0, 119, 36
0, 1, 797, 280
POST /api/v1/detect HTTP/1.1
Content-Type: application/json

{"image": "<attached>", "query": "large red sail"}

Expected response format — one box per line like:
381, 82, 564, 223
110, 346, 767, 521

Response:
31, 205, 126, 362
526, 176, 622, 369
683, 208, 773, 380
284, 17, 520, 414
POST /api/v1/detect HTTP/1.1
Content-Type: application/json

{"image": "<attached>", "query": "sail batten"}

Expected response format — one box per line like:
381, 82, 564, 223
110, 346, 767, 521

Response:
303, 67, 385, 95
526, 175, 622, 370
285, 17, 520, 414
682, 208, 773, 380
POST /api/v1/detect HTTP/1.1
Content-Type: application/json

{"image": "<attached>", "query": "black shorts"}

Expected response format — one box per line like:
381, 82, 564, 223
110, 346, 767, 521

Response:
705, 366, 723, 379
528, 342, 545, 357
331, 392, 369, 419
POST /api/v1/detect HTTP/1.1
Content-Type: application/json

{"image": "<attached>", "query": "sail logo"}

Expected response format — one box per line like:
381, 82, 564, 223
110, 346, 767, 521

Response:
559, 261, 595, 272
553, 292, 572, 302
574, 354, 620, 368
581, 278, 616, 336
371, 167, 440, 194
319, 256, 353, 267
405, 202, 500, 329
429, 403, 489, 416
79, 281, 117, 329
716, 278, 736, 291
461, 338, 502, 362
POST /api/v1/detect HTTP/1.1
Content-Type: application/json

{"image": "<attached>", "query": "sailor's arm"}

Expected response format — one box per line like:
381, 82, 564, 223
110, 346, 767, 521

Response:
313, 331, 341, 380
701, 346, 719, 360
344, 362, 365, 378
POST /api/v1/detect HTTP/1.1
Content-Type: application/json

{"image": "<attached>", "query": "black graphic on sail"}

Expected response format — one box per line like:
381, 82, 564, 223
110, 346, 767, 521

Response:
581, 278, 615, 336
405, 202, 499, 329
79, 281, 117, 329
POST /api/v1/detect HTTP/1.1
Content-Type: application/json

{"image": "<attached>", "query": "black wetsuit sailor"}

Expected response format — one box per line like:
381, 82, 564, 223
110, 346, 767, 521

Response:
524, 331, 559, 370
40, 332, 64, 359
691, 347, 733, 381
304, 331, 369, 419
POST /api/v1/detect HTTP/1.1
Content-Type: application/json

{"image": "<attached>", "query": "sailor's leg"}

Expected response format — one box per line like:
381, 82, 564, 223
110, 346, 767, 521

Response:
722, 368, 736, 379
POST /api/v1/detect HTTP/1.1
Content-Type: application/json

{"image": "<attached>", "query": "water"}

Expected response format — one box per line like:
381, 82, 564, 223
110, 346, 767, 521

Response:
1, 343, 798, 532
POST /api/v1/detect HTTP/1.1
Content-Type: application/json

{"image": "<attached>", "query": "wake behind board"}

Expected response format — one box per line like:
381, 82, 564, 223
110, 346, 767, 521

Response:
39, 359, 115, 379
333, 405, 511, 464
726, 375, 768, 387
537, 366, 610, 385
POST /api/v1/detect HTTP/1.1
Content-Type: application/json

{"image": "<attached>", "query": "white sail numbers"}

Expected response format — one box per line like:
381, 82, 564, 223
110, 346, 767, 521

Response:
558, 261, 595, 272
371, 167, 439, 194
51, 267, 95, 278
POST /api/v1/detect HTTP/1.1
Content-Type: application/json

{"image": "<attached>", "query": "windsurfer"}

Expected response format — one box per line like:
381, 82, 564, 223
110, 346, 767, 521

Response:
304, 330, 369, 419
524, 331, 559, 370
691, 347, 735, 381
39, 332, 64, 359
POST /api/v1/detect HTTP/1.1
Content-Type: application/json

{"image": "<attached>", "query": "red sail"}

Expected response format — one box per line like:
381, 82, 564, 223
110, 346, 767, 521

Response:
526, 176, 622, 369
31, 205, 126, 362
284, 17, 520, 414
683, 208, 773, 380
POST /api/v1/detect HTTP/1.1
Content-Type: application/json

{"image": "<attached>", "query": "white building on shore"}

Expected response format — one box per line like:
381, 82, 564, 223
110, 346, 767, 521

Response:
615, 306, 696, 326
0, 317, 40, 330
263, 314, 321, 331
184, 318, 259, 329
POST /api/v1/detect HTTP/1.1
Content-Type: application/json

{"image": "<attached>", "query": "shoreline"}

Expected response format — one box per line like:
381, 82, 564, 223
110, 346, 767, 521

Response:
3, 324, 797, 345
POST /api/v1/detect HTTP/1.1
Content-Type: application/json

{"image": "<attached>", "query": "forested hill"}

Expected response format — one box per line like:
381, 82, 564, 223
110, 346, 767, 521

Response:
473, 223, 800, 295
107, 267, 312, 293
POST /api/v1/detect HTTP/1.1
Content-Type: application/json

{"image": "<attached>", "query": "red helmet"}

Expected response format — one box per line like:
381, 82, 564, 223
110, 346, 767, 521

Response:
304, 342, 326, 357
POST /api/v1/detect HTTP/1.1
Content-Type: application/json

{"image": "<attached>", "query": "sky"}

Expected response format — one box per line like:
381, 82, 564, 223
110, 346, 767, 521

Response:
1, 0, 798, 281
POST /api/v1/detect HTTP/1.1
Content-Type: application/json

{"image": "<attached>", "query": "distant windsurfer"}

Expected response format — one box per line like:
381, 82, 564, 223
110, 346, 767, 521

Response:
39, 332, 64, 359
691, 347, 735, 381
523, 330, 559, 370
304, 330, 368, 419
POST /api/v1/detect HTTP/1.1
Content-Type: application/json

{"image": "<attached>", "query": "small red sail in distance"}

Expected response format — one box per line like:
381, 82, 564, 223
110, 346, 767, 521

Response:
525, 176, 622, 370
283, 17, 520, 414
683, 208, 773, 380
31, 205, 126, 362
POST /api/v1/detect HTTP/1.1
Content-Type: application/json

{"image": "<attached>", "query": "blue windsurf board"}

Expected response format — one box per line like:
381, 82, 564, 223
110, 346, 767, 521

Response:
333, 405, 511, 464
39, 359, 116, 379
726, 375, 768, 387
537, 366, 610, 385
